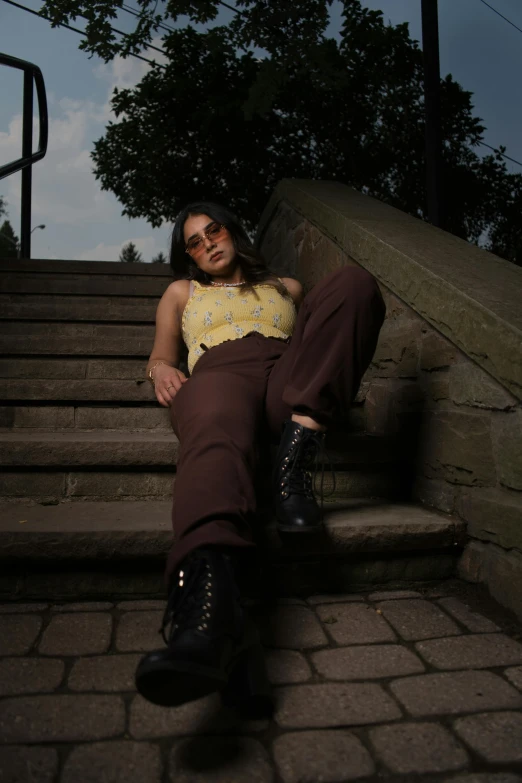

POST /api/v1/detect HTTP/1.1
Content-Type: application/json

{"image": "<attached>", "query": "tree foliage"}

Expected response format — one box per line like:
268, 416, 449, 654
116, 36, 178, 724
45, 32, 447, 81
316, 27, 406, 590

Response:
0, 220, 20, 258
151, 251, 167, 263
41, 0, 522, 264
119, 241, 143, 262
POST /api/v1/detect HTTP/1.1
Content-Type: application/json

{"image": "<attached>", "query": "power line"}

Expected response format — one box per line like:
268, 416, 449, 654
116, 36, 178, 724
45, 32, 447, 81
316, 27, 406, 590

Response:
218, 0, 243, 16
478, 141, 522, 168
1, 0, 165, 68
477, 0, 522, 36
4, 0, 522, 170
121, 2, 177, 35
120, 0, 242, 33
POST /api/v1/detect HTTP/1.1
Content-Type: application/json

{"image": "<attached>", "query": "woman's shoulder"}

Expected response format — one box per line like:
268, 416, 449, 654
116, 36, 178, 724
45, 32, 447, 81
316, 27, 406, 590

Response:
279, 277, 303, 306
159, 279, 192, 318
163, 278, 191, 302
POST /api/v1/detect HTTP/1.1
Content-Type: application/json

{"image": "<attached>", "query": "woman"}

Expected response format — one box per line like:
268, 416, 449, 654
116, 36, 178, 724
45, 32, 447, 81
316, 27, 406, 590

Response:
135, 201, 386, 711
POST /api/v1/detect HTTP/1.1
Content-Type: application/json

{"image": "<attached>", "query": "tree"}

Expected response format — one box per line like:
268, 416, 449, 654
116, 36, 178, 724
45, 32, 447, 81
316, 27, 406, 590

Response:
0, 220, 20, 258
41, 0, 522, 264
151, 251, 167, 263
0, 196, 6, 218
119, 241, 143, 263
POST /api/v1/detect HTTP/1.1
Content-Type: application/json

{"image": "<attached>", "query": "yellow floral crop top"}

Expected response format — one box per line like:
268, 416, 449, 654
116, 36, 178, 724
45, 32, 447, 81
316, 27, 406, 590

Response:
182, 279, 297, 373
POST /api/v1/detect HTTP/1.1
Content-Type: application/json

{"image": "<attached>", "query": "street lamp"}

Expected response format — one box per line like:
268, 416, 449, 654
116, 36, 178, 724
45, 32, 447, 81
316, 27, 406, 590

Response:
31, 224, 45, 234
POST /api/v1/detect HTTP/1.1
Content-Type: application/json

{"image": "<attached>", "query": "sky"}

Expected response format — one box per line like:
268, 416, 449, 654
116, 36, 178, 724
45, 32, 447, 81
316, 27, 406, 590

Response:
1, 0, 521, 262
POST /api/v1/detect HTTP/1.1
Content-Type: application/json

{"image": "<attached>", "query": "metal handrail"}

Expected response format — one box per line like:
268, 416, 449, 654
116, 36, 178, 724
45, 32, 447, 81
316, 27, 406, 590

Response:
0, 52, 48, 258
0, 53, 48, 180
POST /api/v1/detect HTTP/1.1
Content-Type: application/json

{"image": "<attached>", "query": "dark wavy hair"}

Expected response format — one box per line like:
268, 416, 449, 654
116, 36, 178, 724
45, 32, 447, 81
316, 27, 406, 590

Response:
169, 201, 287, 296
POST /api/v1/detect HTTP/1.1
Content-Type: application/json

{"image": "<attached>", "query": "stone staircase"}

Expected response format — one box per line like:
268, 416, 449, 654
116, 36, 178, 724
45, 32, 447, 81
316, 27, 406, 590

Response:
0, 259, 465, 599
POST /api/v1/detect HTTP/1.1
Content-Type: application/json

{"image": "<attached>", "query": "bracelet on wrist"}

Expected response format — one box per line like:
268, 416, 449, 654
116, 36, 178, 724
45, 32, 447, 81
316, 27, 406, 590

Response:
147, 361, 169, 387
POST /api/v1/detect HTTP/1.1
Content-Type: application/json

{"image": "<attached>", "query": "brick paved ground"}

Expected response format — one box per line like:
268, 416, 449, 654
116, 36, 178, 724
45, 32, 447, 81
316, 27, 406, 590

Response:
1, 580, 522, 782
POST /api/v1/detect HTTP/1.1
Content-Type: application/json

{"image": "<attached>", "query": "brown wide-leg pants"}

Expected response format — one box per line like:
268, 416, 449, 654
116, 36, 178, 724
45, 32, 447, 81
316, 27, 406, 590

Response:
166, 266, 386, 582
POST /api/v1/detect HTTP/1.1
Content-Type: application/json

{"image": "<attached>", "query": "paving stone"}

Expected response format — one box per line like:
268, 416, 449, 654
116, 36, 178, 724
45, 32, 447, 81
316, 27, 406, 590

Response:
312, 644, 425, 680
0, 695, 125, 743
0, 603, 48, 613
52, 601, 114, 612
368, 590, 423, 601
169, 737, 273, 783
390, 671, 522, 716
0, 746, 58, 782
369, 721, 469, 773
376, 598, 461, 640
315, 603, 396, 645
116, 611, 164, 652
273, 729, 374, 782
454, 711, 522, 763
443, 775, 522, 783
68, 654, 141, 692
116, 600, 165, 611
38, 612, 112, 656
129, 694, 267, 739
62, 741, 162, 783
437, 597, 500, 633
0, 657, 64, 696
275, 683, 402, 728
0, 615, 42, 655
257, 606, 328, 649
504, 666, 522, 690
306, 594, 365, 605
416, 633, 522, 670
265, 649, 312, 685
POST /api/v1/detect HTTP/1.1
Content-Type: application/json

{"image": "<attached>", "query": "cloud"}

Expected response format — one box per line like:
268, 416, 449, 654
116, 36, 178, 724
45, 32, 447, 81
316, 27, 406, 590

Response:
0, 47, 169, 259
0, 98, 115, 227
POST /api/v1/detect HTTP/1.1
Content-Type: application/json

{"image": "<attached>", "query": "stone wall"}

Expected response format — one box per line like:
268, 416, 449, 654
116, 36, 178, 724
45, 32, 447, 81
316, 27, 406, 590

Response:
258, 184, 522, 620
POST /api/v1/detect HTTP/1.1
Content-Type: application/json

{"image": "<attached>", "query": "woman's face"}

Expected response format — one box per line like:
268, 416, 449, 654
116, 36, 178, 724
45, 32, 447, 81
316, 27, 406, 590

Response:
183, 213, 236, 278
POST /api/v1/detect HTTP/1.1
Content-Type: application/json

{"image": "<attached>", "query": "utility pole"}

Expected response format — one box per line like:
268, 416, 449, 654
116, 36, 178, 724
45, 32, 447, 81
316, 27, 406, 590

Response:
421, 0, 443, 228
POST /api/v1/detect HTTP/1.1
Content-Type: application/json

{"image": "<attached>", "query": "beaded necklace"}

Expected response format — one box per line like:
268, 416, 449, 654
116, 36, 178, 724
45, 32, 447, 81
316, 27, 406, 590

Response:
209, 280, 245, 287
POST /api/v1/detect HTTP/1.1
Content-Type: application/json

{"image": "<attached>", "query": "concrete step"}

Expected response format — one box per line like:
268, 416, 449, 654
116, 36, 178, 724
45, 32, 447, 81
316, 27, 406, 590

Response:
0, 358, 146, 380
0, 259, 173, 275
0, 403, 365, 432
0, 294, 158, 322
0, 322, 154, 356
0, 429, 405, 468
0, 467, 401, 504
0, 404, 170, 430
0, 272, 170, 297
0, 499, 465, 599
0, 499, 464, 559
0, 428, 410, 503
0, 430, 179, 467
0, 379, 153, 402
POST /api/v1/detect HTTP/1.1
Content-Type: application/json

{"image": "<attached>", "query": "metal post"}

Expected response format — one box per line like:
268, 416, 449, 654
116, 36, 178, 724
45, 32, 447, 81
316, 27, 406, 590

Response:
421, 0, 443, 228
20, 71, 34, 259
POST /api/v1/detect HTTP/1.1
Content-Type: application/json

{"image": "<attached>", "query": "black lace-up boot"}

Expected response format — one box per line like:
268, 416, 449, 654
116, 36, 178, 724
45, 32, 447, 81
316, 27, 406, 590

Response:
135, 548, 258, 707
273, 419, 325, 533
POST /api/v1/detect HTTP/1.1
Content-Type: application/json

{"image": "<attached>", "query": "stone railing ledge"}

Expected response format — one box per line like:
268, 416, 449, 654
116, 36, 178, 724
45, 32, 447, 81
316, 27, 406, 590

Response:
258, 179, 522, 400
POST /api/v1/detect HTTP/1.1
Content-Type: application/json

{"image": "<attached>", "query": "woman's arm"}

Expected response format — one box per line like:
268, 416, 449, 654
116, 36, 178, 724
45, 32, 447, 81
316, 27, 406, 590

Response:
280, 277, 304, 309
147, 280, 190, 407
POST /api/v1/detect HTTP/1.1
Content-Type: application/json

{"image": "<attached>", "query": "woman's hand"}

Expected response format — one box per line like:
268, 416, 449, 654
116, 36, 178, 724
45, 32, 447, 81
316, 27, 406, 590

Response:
152, 364, 188, 407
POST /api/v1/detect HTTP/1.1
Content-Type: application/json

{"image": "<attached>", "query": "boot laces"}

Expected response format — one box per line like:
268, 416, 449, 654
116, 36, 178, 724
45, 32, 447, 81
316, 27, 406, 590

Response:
284, 430, 336, 507
285, 436, 318, 499
160, 555, 214, 645
313, 438, 337, 511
